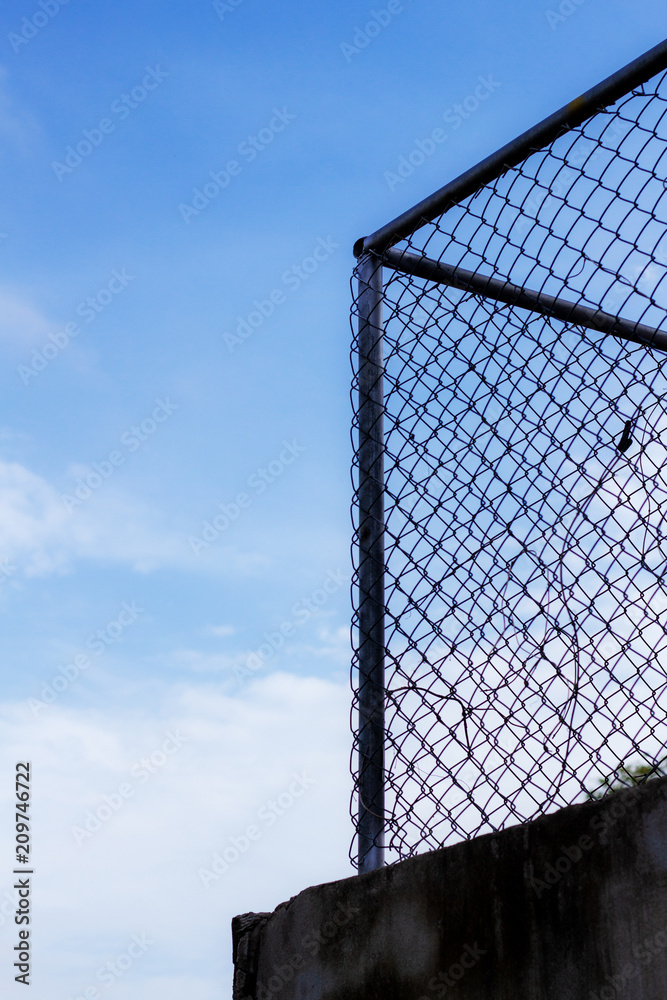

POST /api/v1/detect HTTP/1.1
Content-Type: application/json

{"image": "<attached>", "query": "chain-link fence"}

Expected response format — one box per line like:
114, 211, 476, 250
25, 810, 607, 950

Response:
351, 39, 667, 872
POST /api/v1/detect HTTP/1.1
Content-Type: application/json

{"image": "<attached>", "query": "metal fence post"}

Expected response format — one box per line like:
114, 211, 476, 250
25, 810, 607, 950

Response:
350, 39, 667, 866
356, 252, 385, 873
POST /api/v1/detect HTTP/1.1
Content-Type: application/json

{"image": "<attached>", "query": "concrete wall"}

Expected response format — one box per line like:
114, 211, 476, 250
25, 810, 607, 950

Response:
232, 776, 667, 1000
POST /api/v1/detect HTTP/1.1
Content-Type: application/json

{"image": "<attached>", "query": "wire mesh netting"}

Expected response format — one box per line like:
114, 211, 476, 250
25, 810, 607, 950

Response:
351, 61, 667, 866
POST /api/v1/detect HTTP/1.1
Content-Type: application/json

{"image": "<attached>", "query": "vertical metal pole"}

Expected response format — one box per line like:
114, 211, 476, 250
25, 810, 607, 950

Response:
356, 253, 385, 873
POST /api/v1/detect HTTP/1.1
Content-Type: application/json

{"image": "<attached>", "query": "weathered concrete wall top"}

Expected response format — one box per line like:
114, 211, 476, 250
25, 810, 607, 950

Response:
232, 776, 667, 1000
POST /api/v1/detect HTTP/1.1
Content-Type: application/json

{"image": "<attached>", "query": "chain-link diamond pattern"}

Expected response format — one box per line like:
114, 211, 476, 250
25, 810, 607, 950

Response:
351, 65, 667, 866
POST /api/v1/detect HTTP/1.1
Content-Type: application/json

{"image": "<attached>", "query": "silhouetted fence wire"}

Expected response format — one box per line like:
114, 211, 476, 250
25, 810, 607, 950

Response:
351, 39, 667, 872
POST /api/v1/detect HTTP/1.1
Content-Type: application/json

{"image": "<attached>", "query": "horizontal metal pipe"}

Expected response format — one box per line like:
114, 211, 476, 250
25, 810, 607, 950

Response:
354, 38, 667, 257
381, 247, 667, 353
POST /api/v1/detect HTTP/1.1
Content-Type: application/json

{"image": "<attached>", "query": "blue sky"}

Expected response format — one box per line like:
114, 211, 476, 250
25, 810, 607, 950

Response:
0, 1, 664, 998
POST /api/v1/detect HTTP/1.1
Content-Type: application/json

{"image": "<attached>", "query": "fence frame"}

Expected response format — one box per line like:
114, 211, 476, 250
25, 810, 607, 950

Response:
353, 37, 667, 873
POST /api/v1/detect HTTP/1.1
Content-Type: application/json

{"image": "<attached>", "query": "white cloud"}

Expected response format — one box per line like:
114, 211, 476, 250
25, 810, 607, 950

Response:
167, 623, 351, 684
166, 648, 246, 675
0, 457, 266, 578
203, 624, 236, 638
0, 672, 354, 1000
0, 290, 52, 347
0, 66, 40, 155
